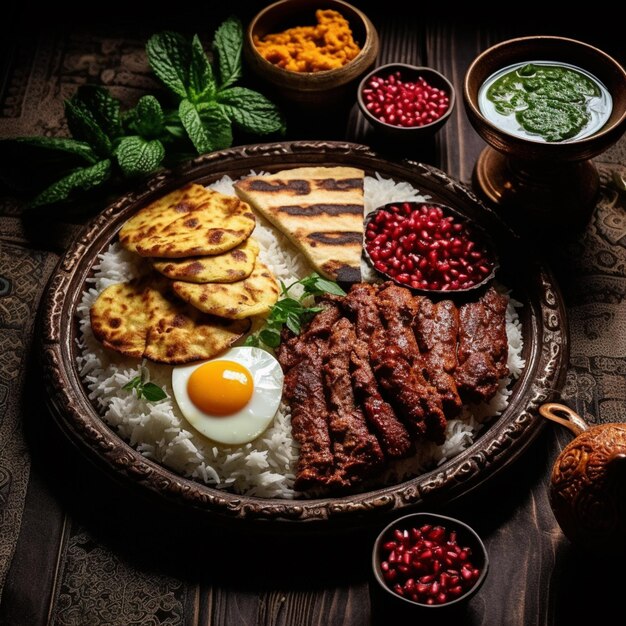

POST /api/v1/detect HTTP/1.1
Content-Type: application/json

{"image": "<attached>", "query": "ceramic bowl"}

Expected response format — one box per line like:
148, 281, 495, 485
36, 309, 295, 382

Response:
357, 63, 455, 139
245, 0, 379, 109
371, 512, 489, 616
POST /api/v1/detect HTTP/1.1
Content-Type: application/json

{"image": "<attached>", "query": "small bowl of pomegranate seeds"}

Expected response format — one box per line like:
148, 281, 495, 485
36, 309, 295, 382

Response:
371, 512, 489, 613
363, 201, 498, 294
358, 63, 455, 138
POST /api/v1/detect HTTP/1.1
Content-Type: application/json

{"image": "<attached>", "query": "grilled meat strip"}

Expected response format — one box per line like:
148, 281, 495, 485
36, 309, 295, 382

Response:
284, 343, 335, 490
276, 303, 341, 372
413, 297, 462, 416
323, 317, 385, 486
455, 287, 509, 403
343, 283, 413, 458
374, 284, 447, 444
278, 303, 341, 490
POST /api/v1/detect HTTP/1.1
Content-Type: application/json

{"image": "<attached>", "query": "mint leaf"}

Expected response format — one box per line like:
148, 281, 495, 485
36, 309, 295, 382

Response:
65, 99, 112, 156
74, 86, 122, 138
189, 35, 215, 102
2, 136, 97, 164
146, 31, 191, 98
179, 100, 231, 154
133, 95, 164, 137
217, 87, 285, 134
178, 99, 214, 153
198, 103, 232, 150
213, 16, 243, 89
141, 382, 168, 401
115, 136, 165, 177
29, 159, 112, 207
0, 136, 98, 190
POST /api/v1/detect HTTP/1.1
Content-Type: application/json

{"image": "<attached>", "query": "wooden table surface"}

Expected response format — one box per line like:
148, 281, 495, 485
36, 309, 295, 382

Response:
1, 3, 625, 625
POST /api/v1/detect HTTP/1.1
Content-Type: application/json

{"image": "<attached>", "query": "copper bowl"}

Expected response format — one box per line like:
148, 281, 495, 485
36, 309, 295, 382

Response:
463, 36, 626, 232
245, 0, 379, 109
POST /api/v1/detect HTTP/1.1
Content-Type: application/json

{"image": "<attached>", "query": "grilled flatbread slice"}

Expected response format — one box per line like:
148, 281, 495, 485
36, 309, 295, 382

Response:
171, 261, 279, 319
119, 183, 256, 258
152, 238, 260, 284
234, 167, 364, 281
90, 277, 249, 364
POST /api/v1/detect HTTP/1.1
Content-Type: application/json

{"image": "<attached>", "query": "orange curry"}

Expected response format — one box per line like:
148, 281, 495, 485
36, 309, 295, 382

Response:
254, 9, 361, 73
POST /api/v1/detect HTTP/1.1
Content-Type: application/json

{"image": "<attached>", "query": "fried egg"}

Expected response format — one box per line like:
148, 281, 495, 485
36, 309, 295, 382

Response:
172, 346, 283, 445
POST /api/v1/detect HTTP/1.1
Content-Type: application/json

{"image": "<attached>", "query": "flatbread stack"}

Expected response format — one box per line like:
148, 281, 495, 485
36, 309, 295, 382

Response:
90, 183, 280, 364
234, 167, 364, 282
90, 278, 250, 364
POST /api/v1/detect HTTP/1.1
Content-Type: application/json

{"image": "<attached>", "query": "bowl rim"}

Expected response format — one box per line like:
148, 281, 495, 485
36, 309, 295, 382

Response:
371, 511, 489, 609
463, 35, 626, 148
362, 199, 499, 295
246, 0, 377, 79
357, 62, 456, 131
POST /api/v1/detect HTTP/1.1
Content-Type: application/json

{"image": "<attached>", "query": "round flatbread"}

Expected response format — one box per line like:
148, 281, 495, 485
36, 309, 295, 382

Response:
152, 238, 260, 284
119, 183, 256, 258
90, 277, 250, 364
171, 261, 280, 319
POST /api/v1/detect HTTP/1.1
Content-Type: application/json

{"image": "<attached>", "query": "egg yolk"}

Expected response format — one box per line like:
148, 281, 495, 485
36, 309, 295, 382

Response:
187, 360, 254, 416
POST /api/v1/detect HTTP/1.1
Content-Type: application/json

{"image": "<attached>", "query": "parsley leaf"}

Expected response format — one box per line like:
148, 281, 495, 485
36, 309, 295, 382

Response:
247, 273, 346, 351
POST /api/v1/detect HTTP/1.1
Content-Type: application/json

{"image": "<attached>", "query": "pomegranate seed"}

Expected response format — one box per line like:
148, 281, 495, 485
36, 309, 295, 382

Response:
362, 71, 450, 127
365, 202, 494, 291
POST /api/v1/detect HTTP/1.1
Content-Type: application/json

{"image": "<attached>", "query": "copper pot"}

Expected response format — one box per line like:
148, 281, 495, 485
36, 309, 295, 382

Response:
540, 403, 626, 553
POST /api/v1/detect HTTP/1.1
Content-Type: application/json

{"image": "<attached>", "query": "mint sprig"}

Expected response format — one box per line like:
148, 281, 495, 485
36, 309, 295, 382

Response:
146, 19, 285, 152
0, 17, 284, 212
245, 273, 346, 350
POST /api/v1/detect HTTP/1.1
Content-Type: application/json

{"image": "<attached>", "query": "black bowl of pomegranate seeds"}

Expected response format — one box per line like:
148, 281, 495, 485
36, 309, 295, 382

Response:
357, 63, 455, 138
363, 201, 498, 294
371, 512, 489, 613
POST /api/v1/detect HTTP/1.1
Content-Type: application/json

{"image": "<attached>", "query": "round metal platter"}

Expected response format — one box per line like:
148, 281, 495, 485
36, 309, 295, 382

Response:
40, 141, 568, 530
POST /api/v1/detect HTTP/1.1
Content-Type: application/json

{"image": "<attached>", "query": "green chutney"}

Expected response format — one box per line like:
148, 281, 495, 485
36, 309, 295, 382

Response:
479, 61, 612, 142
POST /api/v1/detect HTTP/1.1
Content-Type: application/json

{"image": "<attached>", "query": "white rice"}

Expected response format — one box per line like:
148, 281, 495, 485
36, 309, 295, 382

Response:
75, 174, 525, 498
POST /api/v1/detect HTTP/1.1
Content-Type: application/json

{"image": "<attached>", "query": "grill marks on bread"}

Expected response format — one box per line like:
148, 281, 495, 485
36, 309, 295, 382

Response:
234, 167, 364, 281
277, 283, 510, 491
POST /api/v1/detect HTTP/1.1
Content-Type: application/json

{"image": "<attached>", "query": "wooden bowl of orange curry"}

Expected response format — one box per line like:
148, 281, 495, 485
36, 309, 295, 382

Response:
245, 0, 379, 109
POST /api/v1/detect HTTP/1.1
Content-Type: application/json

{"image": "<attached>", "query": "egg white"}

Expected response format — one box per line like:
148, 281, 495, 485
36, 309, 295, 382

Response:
172, 346, 284, 445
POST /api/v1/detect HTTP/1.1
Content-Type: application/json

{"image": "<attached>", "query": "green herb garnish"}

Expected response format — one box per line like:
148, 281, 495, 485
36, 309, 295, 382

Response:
245, 273, 346, 350
123, 363, 167, 402
0, 17, 284, 211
